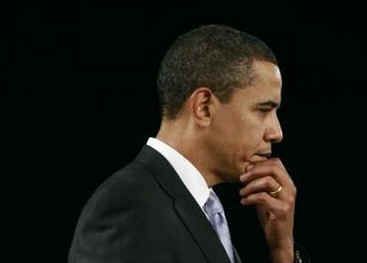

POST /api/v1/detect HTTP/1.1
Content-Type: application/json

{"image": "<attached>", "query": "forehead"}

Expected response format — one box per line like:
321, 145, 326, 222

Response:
238, 61, 282, 103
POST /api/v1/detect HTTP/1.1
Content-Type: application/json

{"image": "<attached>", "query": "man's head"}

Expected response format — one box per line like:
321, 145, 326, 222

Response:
156, 24, 283, 186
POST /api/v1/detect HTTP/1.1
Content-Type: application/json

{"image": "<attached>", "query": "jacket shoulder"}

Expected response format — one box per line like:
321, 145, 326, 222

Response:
68, 160, 166, 262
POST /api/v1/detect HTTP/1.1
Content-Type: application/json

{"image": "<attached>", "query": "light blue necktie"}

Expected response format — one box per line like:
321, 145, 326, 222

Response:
204, 190, 235, 263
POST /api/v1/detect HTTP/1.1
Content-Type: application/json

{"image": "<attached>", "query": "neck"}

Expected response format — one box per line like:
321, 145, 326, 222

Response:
156, 120, 224, 188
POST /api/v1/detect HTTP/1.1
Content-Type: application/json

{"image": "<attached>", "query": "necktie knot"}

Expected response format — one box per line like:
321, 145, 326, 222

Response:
204, 190, 223, 216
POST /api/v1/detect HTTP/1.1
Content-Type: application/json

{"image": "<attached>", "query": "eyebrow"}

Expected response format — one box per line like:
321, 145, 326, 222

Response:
256, 100, 281, 109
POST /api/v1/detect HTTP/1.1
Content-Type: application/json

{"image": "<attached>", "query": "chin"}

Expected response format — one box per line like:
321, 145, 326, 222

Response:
240, 160, 252, 173
225, 168, 243, 184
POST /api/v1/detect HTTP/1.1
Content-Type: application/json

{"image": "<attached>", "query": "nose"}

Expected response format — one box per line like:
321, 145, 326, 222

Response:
265, 113, 283, 144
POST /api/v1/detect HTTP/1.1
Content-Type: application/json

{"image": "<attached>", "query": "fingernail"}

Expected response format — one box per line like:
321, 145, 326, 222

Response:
247, 164, 254, 171
240, 172, 250, 182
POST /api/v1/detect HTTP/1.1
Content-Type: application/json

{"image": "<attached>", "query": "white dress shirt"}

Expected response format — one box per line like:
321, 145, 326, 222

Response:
146, 137, 218, 218
147, 137, 240, 262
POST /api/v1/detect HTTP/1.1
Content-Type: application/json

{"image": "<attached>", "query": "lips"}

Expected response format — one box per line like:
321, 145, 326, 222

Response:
257, 152, 272, 158
252, 152, 272, 162
242, 152, 272, 168
242, 154, 270, 172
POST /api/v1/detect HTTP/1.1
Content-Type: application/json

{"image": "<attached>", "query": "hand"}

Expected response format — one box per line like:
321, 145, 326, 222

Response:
239, 158, 297, 262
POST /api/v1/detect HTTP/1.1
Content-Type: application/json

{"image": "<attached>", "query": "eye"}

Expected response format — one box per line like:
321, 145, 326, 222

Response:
259, 108, 272, 113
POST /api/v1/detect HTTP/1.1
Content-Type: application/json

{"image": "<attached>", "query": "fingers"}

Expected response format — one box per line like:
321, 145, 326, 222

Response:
240, 192, 293, 220
239, 158, 297, 214
240, 158, 296, 195
238, 158, 296, 250
239, 175, 282, 198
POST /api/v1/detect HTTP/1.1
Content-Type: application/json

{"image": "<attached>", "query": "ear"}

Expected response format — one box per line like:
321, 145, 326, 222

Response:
189, 87, 217, 127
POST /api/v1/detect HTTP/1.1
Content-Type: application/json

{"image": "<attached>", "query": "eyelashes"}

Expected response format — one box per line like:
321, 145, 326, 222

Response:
259, 108, 272, 113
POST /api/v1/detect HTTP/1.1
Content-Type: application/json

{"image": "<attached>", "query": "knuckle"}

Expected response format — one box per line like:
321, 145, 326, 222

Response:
288, 195, 296, 205
286, 190, 296, 205
258, 192, 268, 203
241, 187, 250, 196
269, 165, 277, 174
270, 164, 281, 174
264, 178, 273, 189
282, 203, 291, 214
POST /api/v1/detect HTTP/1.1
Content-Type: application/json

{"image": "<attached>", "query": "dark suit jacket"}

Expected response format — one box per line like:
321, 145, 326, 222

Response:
68, 144, 309, 263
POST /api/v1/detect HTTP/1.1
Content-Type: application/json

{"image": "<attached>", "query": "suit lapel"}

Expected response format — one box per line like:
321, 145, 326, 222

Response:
174, 197, 232, 263
233, 245, 242, 263
134, 145, 231, 263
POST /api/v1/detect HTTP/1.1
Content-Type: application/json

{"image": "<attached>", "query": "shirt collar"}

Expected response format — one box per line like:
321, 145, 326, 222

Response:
146, 137, 210, 209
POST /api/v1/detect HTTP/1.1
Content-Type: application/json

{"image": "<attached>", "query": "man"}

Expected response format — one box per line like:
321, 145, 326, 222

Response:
69, 24, 309, 263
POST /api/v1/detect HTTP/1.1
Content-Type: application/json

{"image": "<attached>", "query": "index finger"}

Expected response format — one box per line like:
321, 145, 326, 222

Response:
240, 158, 294, 189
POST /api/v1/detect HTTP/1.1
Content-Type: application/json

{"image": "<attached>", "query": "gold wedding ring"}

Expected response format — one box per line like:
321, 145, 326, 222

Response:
269, 185, 282, 197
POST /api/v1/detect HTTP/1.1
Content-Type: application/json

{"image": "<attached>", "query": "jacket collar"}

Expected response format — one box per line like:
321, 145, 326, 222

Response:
146, 137, 210, 212
134, 144, 233, 263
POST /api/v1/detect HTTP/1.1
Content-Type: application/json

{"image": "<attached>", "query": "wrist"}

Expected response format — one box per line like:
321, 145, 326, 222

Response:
270, 240, 294, 263
270, 247, 294, 263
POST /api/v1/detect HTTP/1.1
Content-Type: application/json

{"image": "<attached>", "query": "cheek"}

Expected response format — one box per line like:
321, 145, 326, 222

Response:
240, 115, 263, 139
238, 117, 265, 153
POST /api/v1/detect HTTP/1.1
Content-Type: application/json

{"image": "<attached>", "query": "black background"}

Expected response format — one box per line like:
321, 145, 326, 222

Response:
2, 2, 366, 262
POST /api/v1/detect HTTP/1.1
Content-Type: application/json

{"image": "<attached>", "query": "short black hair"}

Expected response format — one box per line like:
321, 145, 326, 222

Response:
157, 24, 277, 121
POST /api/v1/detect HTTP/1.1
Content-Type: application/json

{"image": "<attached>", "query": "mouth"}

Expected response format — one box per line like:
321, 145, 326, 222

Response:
256, 152, 272, 159
242, 152, 271, 173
